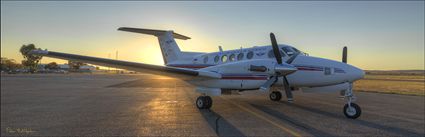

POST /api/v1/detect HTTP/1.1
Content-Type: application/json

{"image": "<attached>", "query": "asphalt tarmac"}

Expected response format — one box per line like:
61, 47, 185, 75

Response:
1, 74, 424, 136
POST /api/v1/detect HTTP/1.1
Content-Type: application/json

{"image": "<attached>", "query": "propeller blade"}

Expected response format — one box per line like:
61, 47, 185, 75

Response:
259, 76, 277, 92
342, 46, 347, 63
282, 76, 293, 102
286, 52, 299, 64
270, 33, 283, 64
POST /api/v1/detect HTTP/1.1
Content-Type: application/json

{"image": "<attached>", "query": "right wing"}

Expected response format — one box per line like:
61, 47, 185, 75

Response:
29, 50, 220, 79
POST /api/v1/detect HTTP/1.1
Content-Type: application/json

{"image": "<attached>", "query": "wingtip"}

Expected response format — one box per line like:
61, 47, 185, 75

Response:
117, 27, 127, 31
28, 49, 48, 55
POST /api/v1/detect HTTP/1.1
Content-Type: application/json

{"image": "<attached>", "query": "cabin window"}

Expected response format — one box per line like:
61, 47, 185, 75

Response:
229, 54, 235, 61
237, 53, 244, 60
203, 56, 208, 63
214, 55, 219, 63
247, 51, 254, 59
221, 55, 228, 62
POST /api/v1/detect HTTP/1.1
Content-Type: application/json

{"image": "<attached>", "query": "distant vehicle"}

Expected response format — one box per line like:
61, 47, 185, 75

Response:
55, 70, 68, 74
16, 68, 30, 73
30, 27, 365, 119
7, 70, 17, 74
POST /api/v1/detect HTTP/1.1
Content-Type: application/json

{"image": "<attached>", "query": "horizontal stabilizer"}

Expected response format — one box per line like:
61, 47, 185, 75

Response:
118, 27, 191, 40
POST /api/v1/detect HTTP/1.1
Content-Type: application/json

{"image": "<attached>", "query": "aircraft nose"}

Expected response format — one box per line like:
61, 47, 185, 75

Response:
348, 65, 365, 82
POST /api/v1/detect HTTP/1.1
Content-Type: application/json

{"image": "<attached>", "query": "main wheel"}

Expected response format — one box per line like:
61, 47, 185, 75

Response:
343, 103, 361, 119
204, 96, 212, 109
196, 96, 206, 109
269, 91, 282, 101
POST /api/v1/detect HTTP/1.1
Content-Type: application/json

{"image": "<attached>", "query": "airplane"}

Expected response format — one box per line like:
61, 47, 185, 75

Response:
30, 27, 365, 119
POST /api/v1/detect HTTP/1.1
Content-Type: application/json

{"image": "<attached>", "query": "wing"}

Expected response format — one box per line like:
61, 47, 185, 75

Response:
29, 50, 220, 79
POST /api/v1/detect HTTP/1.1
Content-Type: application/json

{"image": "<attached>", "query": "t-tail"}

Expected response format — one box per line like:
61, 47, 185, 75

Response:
118, 27, 190, 65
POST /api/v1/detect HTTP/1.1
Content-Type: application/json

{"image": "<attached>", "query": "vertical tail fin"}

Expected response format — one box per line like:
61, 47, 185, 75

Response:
118, 27, 190, 64
157, 31, 181, 64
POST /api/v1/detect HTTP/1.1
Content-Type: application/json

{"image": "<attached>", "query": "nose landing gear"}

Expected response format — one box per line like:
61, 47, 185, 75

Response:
344, 103, 361, 119
343, 83, 361, 119
269, 91, 282, 101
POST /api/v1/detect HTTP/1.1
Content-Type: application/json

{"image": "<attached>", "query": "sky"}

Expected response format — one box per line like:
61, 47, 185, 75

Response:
1, 1, 424, 70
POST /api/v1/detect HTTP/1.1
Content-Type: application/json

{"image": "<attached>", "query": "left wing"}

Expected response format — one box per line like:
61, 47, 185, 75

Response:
29, 50, 221, 79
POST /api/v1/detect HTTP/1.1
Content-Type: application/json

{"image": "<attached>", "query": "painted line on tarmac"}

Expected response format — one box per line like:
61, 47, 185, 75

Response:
221, 97, 302, 137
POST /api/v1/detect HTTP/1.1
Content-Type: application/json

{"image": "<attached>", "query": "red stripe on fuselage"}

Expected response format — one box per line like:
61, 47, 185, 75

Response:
221, 76, 268, 80
172, 65, 323, 71
297, 67, 323, 71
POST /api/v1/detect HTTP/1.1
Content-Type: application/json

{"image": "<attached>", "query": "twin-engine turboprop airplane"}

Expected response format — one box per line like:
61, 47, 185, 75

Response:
30, 27, 365, 119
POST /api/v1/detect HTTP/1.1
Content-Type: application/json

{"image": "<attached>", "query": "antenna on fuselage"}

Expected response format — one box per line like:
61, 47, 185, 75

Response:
218, 46, 223, 52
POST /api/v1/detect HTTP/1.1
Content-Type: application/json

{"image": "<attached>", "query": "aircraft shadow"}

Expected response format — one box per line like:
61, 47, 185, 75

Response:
278, 101, 423, 136
199, 109, 245, 137
250, 104, 334, 137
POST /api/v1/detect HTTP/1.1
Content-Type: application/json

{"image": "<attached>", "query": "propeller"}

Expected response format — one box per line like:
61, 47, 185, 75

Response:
261, 33, 299, 102
342, 46, 347, 63
340, 46, 348, 97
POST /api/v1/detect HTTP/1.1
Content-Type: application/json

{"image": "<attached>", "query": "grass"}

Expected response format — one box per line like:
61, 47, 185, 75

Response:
354, 73, 425, 96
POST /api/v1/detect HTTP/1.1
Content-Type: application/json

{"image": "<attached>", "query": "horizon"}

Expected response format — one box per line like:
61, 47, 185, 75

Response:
1, 1, 424, 70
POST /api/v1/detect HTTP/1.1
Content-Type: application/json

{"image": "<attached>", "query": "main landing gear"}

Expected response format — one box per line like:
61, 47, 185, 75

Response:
196, 96, 212, 109
343, 83, 361, 119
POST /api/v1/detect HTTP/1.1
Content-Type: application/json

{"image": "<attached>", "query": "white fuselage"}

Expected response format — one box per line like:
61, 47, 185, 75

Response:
166, 45, 365, 91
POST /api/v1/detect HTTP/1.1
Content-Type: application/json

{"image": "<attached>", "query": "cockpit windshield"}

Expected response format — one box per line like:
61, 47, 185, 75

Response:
292, 47, 301, 53
281, 46, 307, 56
281, 46, 296, 56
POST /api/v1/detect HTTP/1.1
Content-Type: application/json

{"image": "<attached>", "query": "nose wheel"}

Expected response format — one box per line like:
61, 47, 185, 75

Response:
269, 91, 282, 101
343, 103, 361, 119
343, 83, 361, 119
196, 96, 212, 109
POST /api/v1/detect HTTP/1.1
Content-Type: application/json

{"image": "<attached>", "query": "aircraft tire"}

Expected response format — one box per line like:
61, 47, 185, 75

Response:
343, 103, 361, 119
269, 91, 282, 101
196, 96, 206, 109
204, 96, 212, 109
